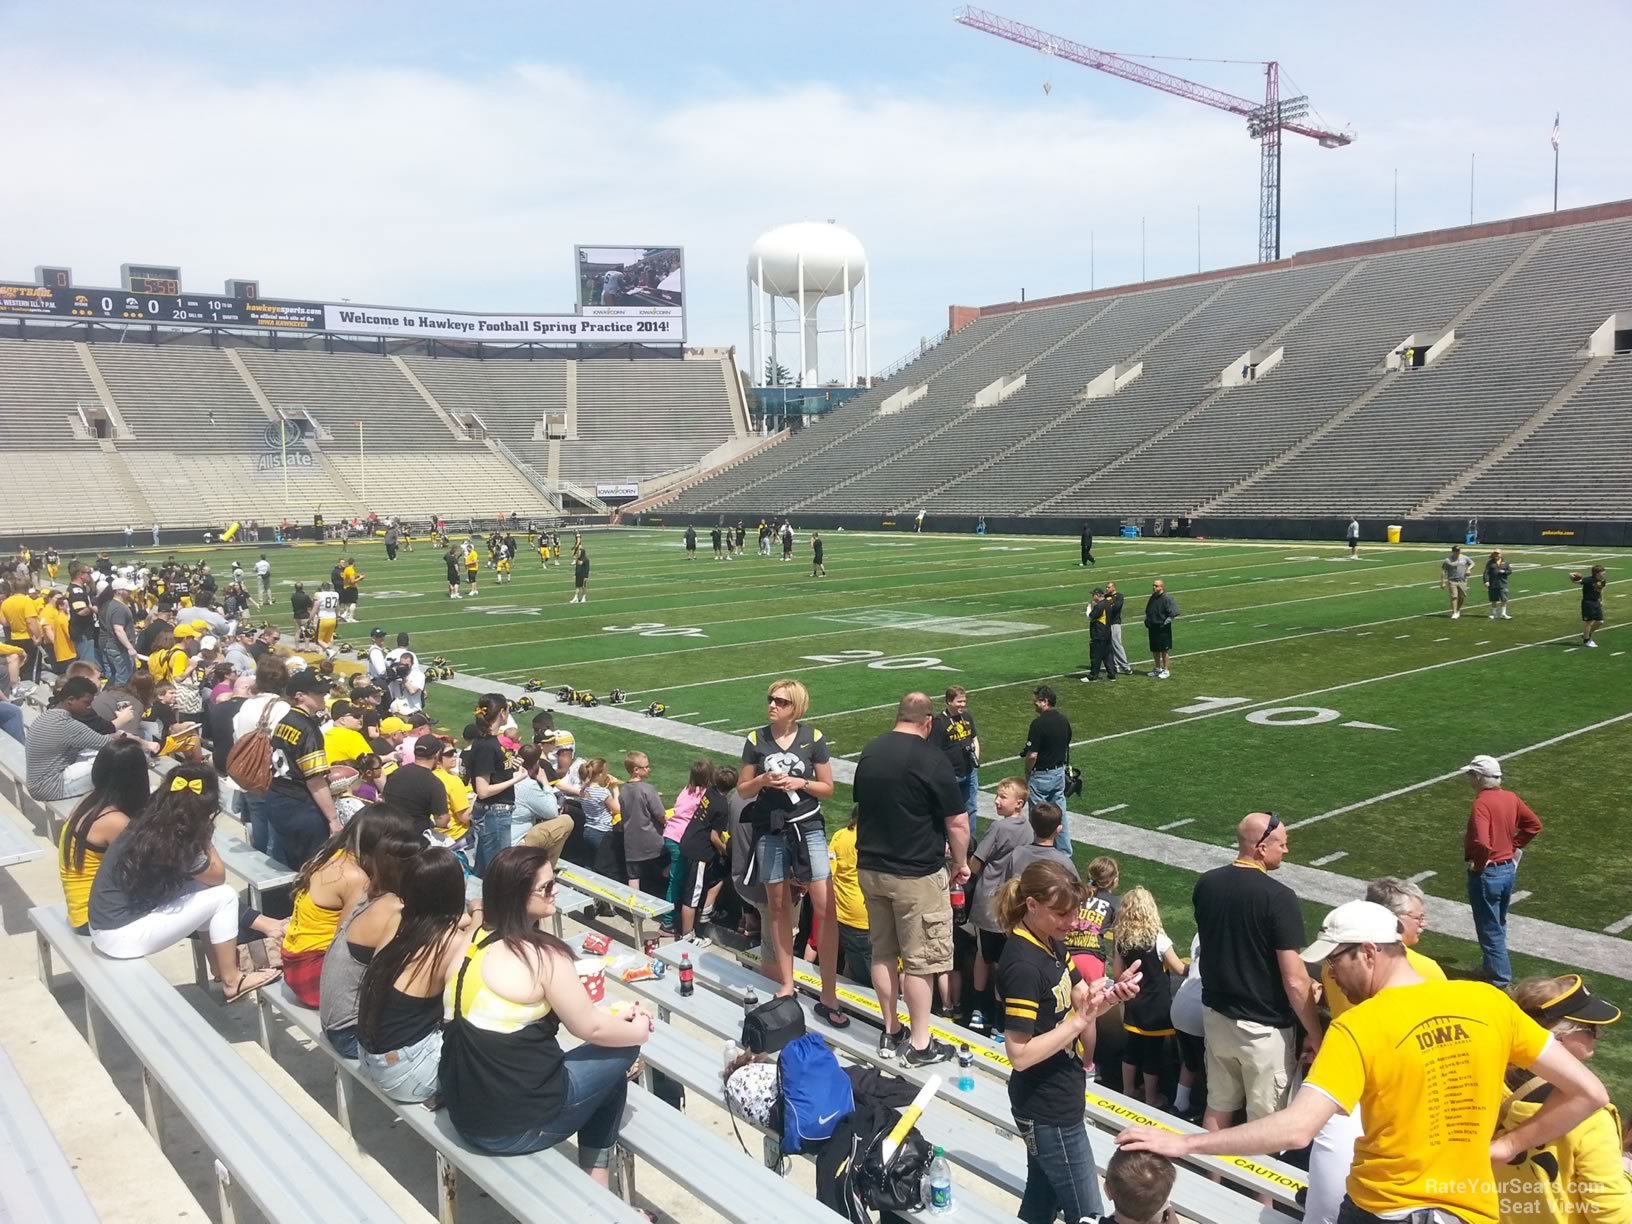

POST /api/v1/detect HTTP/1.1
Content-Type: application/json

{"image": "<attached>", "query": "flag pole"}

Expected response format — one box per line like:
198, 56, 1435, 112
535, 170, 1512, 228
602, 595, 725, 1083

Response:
359, 420, 365, 506
1552, 112, 1560, 212
281, 416, 289, 507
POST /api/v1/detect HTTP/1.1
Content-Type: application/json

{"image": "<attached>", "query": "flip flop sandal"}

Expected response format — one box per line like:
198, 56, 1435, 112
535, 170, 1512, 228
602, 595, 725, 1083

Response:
815, 1004, 850, 1028
224, 966, 282, 1004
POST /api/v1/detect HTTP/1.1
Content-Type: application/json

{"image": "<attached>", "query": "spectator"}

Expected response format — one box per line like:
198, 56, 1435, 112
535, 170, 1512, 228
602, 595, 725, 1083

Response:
262, 668, 339, 868
0, 695, 22, 744
322, 700, 372, 766
618, 751, 668, 894
438, 845, 653, 1183
57, 740, 151, 933
1118, 899, 1611, 1224
662, 760, 709, 926
1143, 579, 1179, 679
1098, 1149, 1177, 1224
966, 777, 1039, 1030
1306, 876, 1446, 1224
577, 757, 620, 867
231, 655, 289, 853
357, 848, 473, 1103
1499, 975, 1631, 1224
96, 578, 139, 685
0, 575, 44, 684
318, 828, 423, 1057
930, 685, 981, 829
1022, 686, 1073, 849
1191, 812, 1320, 1131
677, 765, 734, 938
1112, 886, 1187, 1107
223, 627, 257, 676
66, 563, 99, 667
384, 734, 452, 830
280, 806, 415, 1007
1463, 754, 1541, 987
467, 694, 522, 875
1064, 856, 1119, 982
88, 766, 284, 1001
27, 677, 137, 800
826, 806, 871, 987
431, 738, 475, 850
1169, 933, 1205, 1122
737, 678, 844, 1027
854, 691, 971, 1064
514, 744, 572, 862
996, 859, 1140, 1224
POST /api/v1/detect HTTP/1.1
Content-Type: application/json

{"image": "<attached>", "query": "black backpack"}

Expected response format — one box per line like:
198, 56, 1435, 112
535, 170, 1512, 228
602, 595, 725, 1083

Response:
742, 993, 805, 1054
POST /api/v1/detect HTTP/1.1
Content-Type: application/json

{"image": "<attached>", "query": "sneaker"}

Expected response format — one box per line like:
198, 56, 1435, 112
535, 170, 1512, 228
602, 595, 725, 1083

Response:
1156, 669, 1171, 679
1585, 639, 1599, 648
1489, 612, 1499, 620
1148, 669, 1162, 678
1081, 675, 1094, 683
877, 1027, 907, 1060
450, 592, 461, 600
1450, 610, 1460, 620
1501, 611, 1512, 620
968, 1008, 987, 1033
903, 1037, 955, 1067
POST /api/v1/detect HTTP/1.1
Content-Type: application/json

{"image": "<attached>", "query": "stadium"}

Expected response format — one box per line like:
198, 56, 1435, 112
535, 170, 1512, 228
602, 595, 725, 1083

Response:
0, 6, 1628, 1224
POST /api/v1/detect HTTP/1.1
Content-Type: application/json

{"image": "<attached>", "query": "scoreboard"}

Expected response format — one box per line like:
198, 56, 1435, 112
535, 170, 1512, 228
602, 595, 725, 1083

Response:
0, 283, 324, 330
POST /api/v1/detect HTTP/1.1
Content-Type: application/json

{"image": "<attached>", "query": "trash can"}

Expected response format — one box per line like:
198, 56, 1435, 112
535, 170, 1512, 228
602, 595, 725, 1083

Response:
1386, 524, 1402, 543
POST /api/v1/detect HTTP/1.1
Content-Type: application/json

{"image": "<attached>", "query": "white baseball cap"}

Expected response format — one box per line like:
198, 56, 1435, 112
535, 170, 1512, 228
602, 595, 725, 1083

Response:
200, 635, 219, 651
1303, 900, 1403, 961
111, 577, 135, 592
1464, 754, 1502, 780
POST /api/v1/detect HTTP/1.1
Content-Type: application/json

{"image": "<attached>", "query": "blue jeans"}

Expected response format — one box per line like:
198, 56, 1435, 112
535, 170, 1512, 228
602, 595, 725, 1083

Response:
361, 1028, 443, 1103
461, 1044, 638, 1167
1028, 767, 1070, 851
1016, 1117, 1103, 1224
102, 645, 133, 686
0, 701, 22, 744
73, 633, 99, 673
753, 821, 830, 885
472, 802, 516, 877
261, 789, 329, 870
955, 771, 979, 824
242, 793, 272, 855
1467, 859, 1517, 987
325, 1025, 359, 1059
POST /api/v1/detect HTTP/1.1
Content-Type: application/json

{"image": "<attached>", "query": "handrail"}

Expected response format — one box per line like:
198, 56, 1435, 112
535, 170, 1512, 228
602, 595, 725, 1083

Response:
873, 327, 950, 383
488, 436, 560, 510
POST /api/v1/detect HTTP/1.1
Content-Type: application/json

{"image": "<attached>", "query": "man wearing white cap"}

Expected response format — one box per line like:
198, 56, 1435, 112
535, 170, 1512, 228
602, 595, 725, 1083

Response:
1118, 899, 1610, 1224
1463, 753, 1541, 988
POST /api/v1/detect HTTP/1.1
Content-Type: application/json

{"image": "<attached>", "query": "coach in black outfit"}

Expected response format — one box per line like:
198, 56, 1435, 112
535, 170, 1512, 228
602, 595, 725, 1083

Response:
1080, 524, 1096, 567
855, 692, 971, 1066
1144, 579, 1179, 680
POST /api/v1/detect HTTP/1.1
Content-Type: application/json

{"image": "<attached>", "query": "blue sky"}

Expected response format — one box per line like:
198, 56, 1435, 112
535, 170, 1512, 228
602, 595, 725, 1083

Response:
5, 1, 1629, 377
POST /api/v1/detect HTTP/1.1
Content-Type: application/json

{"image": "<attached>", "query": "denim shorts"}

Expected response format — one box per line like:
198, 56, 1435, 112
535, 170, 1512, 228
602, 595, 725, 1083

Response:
755, 821, 830, 885
359, 1028, 443, 1104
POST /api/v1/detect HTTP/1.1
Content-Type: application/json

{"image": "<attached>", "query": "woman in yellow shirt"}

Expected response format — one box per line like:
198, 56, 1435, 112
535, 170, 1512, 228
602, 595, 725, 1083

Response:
1500, 976, 1631, 1224
280, 806, 419, 1007
58, 741, 151, 932
431, 738, 475, 846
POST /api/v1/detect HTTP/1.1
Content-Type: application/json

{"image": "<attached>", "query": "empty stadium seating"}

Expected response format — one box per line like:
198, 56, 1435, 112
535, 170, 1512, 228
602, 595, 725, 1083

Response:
667, 207, 1632, 525
0, 340, 105, 448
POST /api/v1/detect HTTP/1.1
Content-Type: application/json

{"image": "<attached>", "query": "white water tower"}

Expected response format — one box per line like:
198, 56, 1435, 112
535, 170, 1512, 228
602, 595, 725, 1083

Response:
747, 221, 869, 387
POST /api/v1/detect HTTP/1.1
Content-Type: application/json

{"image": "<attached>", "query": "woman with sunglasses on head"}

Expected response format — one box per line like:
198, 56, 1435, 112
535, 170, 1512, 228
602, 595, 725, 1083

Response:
438, 845, 653, 1182
88, 764, 284, 1002
355, 847, 474, 1103
58, 739, 151, 934
996, 859, 1142, 1224
737, 678, 847, 1026
1498, 975, 1630, 1224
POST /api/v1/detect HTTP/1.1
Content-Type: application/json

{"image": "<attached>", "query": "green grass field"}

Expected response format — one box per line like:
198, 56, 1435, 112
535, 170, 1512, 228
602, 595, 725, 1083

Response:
173, 526, 1632, 1099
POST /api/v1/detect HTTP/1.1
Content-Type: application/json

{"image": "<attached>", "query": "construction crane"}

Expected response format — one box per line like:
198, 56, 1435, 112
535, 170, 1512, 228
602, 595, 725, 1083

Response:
954, 6, 1355, 262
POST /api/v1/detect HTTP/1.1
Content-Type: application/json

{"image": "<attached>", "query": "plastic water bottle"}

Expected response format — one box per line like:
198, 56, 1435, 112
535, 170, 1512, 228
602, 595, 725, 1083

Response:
743, 986, 759, 1014
928, 1146, 953, 1214
956, 1044, 975, 1092
678, 952, 695, 997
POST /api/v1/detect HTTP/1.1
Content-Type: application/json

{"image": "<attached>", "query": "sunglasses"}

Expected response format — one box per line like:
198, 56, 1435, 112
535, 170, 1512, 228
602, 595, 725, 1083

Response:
534, 878, 558, 898
768, 695, 794, 708
1255, 812, 1281, 846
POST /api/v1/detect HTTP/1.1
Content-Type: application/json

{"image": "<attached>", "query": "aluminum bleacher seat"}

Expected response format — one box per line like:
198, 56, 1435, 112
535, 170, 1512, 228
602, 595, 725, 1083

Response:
0, 339, 104, 449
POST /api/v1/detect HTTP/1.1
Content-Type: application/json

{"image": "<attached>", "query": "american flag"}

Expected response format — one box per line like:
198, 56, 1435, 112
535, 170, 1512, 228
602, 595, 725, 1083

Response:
1551, 112, 1560, 152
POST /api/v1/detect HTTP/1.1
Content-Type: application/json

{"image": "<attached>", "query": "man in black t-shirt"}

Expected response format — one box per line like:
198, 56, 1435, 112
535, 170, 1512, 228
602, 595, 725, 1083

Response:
569, 548, 590, 604
1023, 686, 1073, 849
854, 692, 970, 1066
811, 532, 826, 577
929, 684, 980, 824
289, 582, 314, 638
1190, 811, 1321, 1128
683, 525, 697, 559
264, 669, 337, 869
67, 564, 99, 664
710, 525, 723, 560
382, 736, 452, 832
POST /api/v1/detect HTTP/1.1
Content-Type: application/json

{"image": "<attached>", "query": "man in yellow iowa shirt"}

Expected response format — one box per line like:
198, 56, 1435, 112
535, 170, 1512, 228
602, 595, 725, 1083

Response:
1117, 900, 1611, 1224
0, 578, 44, 683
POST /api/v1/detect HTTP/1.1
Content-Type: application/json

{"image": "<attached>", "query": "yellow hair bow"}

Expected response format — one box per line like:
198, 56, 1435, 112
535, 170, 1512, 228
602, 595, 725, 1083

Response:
169, 776, 204, 794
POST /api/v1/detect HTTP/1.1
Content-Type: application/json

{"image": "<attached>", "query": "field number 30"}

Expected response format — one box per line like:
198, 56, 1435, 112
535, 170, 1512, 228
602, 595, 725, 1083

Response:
800, 649, 958, 672
603, 622, 707, 638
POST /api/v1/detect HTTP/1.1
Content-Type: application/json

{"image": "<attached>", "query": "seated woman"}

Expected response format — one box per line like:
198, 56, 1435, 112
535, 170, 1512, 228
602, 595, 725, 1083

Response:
318, 828, 423, 1057
58, 740, 151, 933
281, 805, 418, 1007
440, 844, 652, 1184
356, 848, 474, 1102
88, 765, 284, 1001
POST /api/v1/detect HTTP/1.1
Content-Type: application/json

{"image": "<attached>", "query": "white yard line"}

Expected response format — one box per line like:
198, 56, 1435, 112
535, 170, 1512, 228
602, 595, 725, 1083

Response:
1511, 890, 1532, 904
1092, 803, 1128, 816
1157, 818, 1194, 831
1407, 870, 1437, 884
1311, 851, 1348, 866
1605, 915, 1632, 936
1288, 710, 1632, 830
697, 717, 732, 726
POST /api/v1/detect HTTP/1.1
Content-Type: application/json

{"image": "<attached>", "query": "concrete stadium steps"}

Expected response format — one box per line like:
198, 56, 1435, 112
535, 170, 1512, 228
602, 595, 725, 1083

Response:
0, 339, 106, 449
88, 343, 274, 451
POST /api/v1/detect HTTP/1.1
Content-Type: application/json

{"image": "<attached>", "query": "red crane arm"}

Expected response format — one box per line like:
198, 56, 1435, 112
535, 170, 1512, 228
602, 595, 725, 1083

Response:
953, 5, 1351, 145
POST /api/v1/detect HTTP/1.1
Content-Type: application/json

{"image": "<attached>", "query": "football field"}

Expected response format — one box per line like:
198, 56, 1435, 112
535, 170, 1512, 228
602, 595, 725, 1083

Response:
170, 525, 1632, 1093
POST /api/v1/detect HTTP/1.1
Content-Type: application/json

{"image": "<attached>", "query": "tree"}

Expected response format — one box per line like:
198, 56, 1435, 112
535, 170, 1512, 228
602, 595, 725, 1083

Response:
763, 357, 794, 387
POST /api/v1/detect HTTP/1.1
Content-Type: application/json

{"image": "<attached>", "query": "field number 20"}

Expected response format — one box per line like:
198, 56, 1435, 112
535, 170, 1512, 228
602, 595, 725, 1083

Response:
603, 622, 707, 638
800, 649, 958, 672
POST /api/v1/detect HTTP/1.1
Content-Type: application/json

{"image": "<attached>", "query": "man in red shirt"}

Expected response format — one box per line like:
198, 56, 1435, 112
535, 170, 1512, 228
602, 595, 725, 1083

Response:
1464, 753, 1542, 987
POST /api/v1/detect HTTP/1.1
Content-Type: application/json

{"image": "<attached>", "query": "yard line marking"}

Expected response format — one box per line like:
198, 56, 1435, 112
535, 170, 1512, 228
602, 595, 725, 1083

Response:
1311, 851, 1348, 866
697, 717, 731, 726
1476, 640, 1491, 645
1157, 818, 1194, 831
1407, 870, 1437, 884
1356, 631, 1373, 636
1092, 803, 1128, 816
1254, 623, 1269, 628
1605, 915, 1632, 936
1564, 647, 1579, 653
1510, 890, 1532, 905
668, 711, 702, 719
1615, 651, 1627, 657
1434, 637, 1449, 642
1393, 634, 1410, 639
1289, 710, 1632, 830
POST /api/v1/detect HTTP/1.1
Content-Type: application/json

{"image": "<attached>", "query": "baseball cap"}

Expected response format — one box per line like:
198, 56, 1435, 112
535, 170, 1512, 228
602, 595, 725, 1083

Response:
380, 716, 412, 735
1463, 754, 1502, 781
1302, 900, 1404, 962
412, 736, 442, 760
389, 698, 416, 716
173, 624, 199, 640
330, 699, 357, 721
286, 669, 329, 696
111, 578, 135, 592
553, 730, 576, 752
200, 634, 219, 651
370, 627, 386, 639
1522, 975, 1621, 1027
